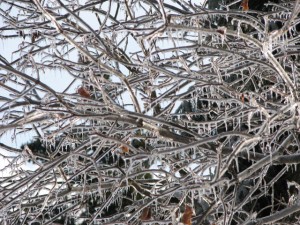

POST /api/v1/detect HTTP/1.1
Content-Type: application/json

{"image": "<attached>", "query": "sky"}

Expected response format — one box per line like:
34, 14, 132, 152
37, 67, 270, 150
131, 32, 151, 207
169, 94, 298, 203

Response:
0, 0, 206, 174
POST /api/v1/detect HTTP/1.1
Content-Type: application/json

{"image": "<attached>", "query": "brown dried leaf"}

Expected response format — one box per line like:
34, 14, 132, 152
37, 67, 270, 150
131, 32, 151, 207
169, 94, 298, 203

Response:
241, 0, 249, 11
140, 207, 151, 221
241, 93, 245, 104
77, 86, 91, 98
216, 29, 225, 35
120, 145, 129, 153
182, 205, 193, 225
216, 26, 227, 35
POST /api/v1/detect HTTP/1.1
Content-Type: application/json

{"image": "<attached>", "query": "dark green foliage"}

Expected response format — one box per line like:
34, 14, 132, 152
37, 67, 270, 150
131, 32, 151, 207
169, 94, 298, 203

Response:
21, 138, 46, 155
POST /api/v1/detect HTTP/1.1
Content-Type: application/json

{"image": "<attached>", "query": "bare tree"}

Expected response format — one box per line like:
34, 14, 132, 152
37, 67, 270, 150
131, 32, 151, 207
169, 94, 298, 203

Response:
0, 0, 300, 224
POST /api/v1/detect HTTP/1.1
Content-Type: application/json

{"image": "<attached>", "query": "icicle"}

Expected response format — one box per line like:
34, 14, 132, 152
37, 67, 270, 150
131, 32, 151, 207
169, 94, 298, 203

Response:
208, 123, 211, 134
225, 6, 229, 22
221, 33, 225, 46
198, 189, 202, 203
191, 191, 195, 208
213, 188, 217, 202
237, 21, 241, 38
264, 179, 267, 197
269, 144, 273, 165
235, 158, 239, 172
248, 112, 252, 131
246, 148, 250, 161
